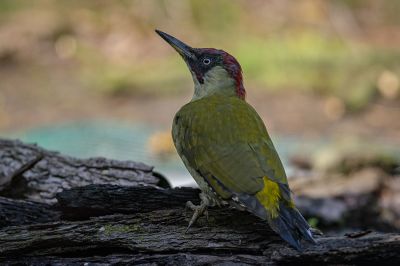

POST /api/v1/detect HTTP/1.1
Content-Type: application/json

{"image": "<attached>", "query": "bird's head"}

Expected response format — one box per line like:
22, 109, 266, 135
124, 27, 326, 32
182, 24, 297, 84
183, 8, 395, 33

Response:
156, 30, 245, 101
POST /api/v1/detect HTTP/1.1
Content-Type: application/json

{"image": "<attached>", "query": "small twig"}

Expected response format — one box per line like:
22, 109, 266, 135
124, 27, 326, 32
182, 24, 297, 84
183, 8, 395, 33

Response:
8, 153, 44, 181
1, 153, 44, 198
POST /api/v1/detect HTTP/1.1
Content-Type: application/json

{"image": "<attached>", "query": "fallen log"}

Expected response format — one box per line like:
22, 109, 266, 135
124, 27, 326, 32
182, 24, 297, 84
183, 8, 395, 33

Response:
57, 184, 200, 220
57, 184, 395, 232
1, 138, 400, 264
0, 207, 399, 265
0, 196, 59, 228
0, 139, 168, 203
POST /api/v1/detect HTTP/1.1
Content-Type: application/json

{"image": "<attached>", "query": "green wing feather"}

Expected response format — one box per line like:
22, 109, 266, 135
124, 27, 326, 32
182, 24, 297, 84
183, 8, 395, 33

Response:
173, 95, 315, 250
172, 95, 287, 199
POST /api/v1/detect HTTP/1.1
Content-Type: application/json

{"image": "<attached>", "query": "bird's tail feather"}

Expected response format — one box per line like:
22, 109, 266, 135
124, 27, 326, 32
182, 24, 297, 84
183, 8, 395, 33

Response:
267, 202, 316, 251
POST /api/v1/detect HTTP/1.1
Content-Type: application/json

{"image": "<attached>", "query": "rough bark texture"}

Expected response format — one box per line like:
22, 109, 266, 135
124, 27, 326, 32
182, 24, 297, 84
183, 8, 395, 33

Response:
0, 184, 399, 265
0, 138, 400, 265
57, 184, 201, 220
0, 196, 59, 228
1, 207, 399, 265
56, 183, 395, 232
0, 139, 167, 203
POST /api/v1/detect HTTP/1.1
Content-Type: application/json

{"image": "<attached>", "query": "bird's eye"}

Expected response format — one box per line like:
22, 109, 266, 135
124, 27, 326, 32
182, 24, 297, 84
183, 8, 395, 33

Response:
202, 58, 211, 65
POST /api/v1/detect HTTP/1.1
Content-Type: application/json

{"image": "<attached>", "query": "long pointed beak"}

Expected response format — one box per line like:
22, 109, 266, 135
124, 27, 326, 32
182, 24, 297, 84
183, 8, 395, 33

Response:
155, 29, 196, 60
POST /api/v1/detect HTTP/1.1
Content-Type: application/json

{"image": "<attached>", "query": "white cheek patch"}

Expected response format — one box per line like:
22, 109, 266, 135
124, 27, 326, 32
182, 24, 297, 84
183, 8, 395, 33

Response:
191, 66, 236, 101
204, 66, 230, 82
202, 66, 236, 91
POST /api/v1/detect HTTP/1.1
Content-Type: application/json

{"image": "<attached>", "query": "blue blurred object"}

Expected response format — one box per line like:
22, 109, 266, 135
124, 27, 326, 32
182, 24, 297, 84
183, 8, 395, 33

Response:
11, 121, 192, 187
6, 120, 304, 187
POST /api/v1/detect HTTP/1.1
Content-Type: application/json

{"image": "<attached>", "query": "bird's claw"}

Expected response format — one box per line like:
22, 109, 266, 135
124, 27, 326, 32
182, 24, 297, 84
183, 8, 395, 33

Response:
184, 194, 210, 233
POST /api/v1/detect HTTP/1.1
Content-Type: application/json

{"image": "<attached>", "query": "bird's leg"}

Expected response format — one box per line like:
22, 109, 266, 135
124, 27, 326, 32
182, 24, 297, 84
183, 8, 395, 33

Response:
184, 192, 210, 233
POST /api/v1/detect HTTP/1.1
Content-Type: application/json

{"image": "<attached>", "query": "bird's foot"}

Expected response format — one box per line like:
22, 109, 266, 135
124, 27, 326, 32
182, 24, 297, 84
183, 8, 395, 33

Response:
184, 193, 210, 233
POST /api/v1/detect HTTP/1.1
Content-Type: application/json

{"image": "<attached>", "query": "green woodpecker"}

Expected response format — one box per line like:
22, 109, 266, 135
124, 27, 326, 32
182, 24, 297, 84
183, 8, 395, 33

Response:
156, 30, 316, 250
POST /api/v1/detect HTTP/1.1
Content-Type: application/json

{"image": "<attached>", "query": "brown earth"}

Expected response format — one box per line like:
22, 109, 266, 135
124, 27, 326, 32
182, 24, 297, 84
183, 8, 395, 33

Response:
1, 58, 400, 145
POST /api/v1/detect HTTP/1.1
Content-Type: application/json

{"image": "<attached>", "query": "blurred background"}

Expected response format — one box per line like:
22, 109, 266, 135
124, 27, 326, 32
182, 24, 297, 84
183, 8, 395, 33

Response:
0, 0, 399, 232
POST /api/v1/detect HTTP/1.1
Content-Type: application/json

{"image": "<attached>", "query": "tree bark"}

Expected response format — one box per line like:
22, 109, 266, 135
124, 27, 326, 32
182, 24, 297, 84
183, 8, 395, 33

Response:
1, 204, 399, 265
0, 138, 399, 265
0, 139, 167, 203
57, 184, 201, 220
0, 196, 59, 227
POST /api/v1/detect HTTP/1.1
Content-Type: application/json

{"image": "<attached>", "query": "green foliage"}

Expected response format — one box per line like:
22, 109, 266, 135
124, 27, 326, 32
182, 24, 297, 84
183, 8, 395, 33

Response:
234, 33, 400, 111
81, 57, 189, 96
188, 0, 241, 33
235, 33, 349, 89
0, 0, 25, 14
